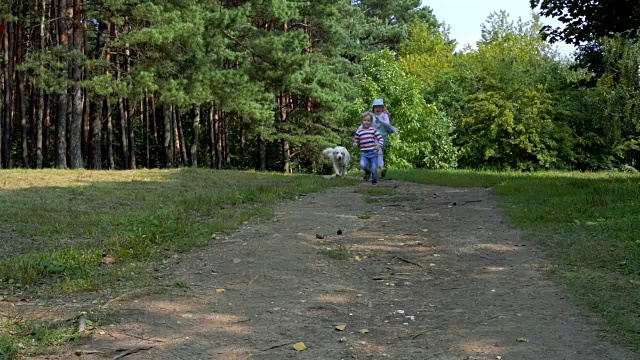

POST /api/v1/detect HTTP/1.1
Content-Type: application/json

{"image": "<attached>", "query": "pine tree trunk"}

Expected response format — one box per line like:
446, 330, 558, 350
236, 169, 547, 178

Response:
214, 108, 221, 169
82, 90, 90, 164
151, 95, 158, 140
124, 24, 135, 170
223, 112, 230, 166
37, 89, 44, 169
171, 106, 178, 165
90, 99, 102, 169
105, 98, 114, 169
82, 13, 90, 166
127, 98, 136, 169
43, 94, 51, 166
105, 22, 114, 170
208, 104, 215, 168
191, 107, 200, 167
176, 108, 188, 166
0, 20, 4, 170
19, 73, 28, 168
279, 93, 291, 173
36, 0, 45, 169
164, 104, 173, 168
144, 98, 149, 168
56, 0, 71, 169
88, 19, 104, 169
2, 20, 14, 169
118, 96, 128, 169
259, 134, 266, 171
115, 43, 129, 170
68, 0, 82, 168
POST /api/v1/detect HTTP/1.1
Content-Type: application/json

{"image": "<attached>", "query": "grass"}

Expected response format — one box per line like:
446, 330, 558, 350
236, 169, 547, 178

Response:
388, 169, 640, 352
320, 245, 351, 260
0, 316, 83, 359
0, 169, 355, 356
0, 169, 354, 292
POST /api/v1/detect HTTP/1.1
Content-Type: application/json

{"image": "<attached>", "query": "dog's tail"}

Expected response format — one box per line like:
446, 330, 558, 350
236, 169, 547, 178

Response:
322, 147, 333, 157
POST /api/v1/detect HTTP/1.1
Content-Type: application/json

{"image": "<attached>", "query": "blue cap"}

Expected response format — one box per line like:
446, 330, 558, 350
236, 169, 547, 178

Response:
372, 99, 384, 106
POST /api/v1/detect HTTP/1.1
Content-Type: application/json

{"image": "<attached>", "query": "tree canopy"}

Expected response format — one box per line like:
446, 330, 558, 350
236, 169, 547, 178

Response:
530, 0, 640, 44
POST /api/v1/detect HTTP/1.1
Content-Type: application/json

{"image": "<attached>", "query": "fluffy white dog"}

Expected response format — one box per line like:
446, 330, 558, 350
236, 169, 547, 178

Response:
322, 146, 351, 177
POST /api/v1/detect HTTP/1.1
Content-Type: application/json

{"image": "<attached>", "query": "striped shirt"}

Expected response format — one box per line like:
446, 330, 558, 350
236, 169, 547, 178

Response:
354, 126, 382, 151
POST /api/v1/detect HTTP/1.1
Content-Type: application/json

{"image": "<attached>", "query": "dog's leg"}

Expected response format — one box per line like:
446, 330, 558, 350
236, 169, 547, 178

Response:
333, 163, 342, 177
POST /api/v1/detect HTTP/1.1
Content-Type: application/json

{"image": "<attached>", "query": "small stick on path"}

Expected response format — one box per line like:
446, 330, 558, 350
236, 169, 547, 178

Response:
123, 332, 165, 343
75, 349, 104, 356
112, 345, 155, 359
394, 256, 424, 268
245, 274, 261, 300
410, 330, 429, 340
261, 341, 295, 351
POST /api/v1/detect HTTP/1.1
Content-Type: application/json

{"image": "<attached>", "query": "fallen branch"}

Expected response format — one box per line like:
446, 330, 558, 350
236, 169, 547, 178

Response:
75, 349, 105, 356
261, 341, 294, 351
112, 345, 155, 359
78, 313, 87, 334
463, 200, 483, 204
409, 330, 429, 340
123, 332, 165, 343
394, 256, 424, 268
244, 274, 261, 299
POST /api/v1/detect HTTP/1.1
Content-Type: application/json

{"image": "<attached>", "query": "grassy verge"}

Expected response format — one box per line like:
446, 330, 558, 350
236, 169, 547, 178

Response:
0, 169, 354, 358
388, 169, 640, 352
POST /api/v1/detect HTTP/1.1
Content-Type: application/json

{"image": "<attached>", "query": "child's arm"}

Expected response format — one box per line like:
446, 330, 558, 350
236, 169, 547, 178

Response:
353, 129, 360, 148
374, 129, 382, 150
377, 113, 398, 134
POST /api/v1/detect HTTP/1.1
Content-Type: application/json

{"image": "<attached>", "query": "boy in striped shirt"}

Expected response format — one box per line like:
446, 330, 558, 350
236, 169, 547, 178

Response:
353, 112, 382, 184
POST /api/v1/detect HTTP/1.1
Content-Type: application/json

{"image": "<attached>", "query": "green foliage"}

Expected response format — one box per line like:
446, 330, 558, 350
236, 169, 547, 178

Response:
361, 50, 458, 169
418, 12, 580, 170
400, 21, 455, 89
531, 0, 640, 44
459, 88, 573, 170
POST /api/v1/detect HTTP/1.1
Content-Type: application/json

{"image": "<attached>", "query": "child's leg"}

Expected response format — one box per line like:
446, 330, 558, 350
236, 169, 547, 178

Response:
377, 138, 385, 168
360, 154, 370, 172
369, 153, 378, 184
360, 153, 371, 181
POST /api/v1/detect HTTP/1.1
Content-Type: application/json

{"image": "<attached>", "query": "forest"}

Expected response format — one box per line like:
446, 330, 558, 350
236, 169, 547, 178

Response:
0, 0, 638, 172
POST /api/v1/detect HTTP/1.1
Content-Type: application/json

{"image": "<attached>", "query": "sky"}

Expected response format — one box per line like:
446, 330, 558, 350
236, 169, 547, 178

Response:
421, 0, 576, 56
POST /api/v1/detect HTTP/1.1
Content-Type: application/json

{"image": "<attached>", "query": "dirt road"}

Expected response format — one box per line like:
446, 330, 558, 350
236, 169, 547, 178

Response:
69, 181, 635, 360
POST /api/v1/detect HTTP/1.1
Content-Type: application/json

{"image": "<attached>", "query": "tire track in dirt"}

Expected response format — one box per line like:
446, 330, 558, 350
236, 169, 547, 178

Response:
70, 181, 635, 360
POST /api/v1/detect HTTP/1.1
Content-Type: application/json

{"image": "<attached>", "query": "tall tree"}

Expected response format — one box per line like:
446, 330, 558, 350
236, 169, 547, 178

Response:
69, 0, 83, 168
56, 0, 72, 169
531, 0, 640, 44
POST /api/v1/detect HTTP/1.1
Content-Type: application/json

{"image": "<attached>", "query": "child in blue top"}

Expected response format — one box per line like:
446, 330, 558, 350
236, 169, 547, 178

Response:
353, 112, 382, 184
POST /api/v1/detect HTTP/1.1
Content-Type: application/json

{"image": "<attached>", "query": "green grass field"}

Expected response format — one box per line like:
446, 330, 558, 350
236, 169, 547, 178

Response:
388, 169, 640, 352
0, 169, 354, 294
0, 169, 355, 357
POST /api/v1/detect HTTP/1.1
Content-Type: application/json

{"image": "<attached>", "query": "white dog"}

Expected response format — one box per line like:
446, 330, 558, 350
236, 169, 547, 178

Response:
322, 146, 351, 177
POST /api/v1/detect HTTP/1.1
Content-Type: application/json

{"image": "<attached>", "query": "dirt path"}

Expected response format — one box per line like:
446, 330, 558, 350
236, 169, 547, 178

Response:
69, 181, 634, 360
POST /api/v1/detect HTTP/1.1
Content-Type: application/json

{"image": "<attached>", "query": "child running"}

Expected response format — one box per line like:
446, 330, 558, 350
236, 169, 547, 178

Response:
371, 98, 397, 178
353, 112, 382, 184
